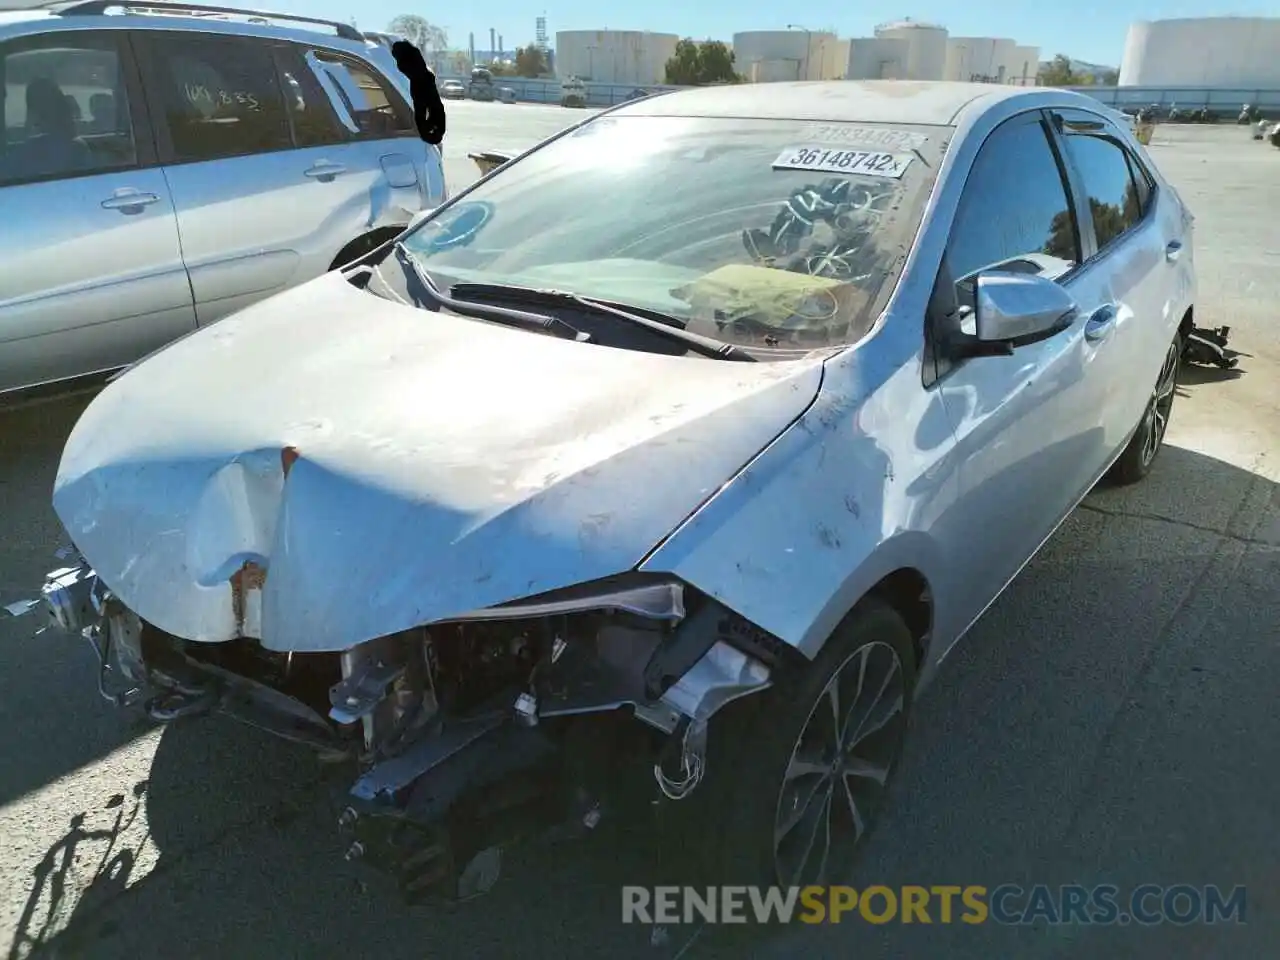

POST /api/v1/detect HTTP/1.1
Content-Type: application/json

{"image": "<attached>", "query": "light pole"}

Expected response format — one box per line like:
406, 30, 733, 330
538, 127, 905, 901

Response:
787, 23, 811, 80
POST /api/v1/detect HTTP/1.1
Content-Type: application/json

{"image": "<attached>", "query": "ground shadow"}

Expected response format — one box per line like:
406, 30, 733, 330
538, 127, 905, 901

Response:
1179, 362, 1245, 385
0, 391, 156, 808
10, 443, 1277, 959
7, 781, 148, 960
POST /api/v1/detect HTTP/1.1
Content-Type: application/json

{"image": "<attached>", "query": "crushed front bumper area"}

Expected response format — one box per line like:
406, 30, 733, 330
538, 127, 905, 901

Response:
14, 558, 790, 901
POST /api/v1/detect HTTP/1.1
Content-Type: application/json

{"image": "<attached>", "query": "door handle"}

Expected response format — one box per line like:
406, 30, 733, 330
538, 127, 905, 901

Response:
101, 190, 159, 212
1165, 240, 1183, 262
1084, 304, 1118, 343
304, 162, 347, 181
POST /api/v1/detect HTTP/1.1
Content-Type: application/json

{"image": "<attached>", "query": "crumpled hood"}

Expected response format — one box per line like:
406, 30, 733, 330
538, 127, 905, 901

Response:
53, 271, 823, 652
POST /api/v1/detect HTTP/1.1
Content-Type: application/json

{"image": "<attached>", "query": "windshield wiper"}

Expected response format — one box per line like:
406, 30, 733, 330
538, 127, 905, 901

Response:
392, 243, 589, 343
449, 282, 757, 362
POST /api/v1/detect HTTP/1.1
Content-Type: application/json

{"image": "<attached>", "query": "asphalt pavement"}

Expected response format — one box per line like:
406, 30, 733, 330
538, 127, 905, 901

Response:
437, 99, 600, 196
1, 110, 1277, 960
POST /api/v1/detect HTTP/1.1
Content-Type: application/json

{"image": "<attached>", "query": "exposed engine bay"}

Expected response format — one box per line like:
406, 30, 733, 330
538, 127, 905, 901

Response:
27, 559, 787, 901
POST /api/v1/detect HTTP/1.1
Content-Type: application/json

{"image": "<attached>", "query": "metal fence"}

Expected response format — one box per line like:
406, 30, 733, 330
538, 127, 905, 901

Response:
441, 75, 1280, 114
438, 75, 687, 107
1068, 85, 1280, 113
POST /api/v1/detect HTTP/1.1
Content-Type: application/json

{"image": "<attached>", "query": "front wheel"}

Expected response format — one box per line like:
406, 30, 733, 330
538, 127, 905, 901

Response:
693, 598, 917, 891
1107, 333, 1181, 485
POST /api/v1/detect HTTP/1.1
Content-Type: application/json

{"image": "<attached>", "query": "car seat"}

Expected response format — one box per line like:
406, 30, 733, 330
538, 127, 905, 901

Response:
89, 92, 118, 134
0, 77, 94, 180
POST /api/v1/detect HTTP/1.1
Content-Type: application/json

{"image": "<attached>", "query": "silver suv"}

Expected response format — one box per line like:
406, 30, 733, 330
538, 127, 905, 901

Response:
0, 1, 447, 399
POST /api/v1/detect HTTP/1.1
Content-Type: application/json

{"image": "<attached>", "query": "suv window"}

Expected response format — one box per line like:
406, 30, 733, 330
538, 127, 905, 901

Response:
0, 33, 137, 186
946, 113, 1080, 309
145, 34, 291, 162
275, 48, 343, 148
1055, 112, 1148, 252
310, 53, 413, 138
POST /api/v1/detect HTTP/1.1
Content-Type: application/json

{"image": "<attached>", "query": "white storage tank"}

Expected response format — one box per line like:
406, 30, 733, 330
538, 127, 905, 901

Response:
733, 30, 841, 81
945, 37, 1016, 83
1119, 17, 1280, 87
873, 19, 948, 81
834, 39, 851, 78
846, 37, 910, 80
554, 30, 679, 85
749, 59, 801, 83
1009, 45, 1040, 85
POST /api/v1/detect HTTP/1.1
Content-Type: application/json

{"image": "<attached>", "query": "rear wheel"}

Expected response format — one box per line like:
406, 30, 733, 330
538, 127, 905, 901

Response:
1107, 333, 1181, 485
692, 598, 917, 892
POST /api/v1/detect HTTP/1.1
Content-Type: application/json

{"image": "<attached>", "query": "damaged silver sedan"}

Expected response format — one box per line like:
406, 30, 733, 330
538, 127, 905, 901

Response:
16, 80, 1195, 899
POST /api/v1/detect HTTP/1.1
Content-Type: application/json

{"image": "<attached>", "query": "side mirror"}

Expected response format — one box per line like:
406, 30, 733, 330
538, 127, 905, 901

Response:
974, 271, 1078, 343
940, 269, 1077, 360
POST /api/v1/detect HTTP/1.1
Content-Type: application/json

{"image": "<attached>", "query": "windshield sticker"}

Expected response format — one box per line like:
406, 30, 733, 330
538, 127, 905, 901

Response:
798, 124, 929, 151
773, 146, 913, 178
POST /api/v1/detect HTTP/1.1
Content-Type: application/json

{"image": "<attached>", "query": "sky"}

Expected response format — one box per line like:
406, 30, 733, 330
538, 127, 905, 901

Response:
242, 0, 1276, 68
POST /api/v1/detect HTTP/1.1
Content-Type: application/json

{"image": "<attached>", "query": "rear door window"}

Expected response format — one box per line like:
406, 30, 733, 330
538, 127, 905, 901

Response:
274, 45, 344, 148
1053, 111, 1150, 253
0, 31, 139, 185
142, 32, 291, 163
309, 52, 413, 139
1124, 151, 1154, 217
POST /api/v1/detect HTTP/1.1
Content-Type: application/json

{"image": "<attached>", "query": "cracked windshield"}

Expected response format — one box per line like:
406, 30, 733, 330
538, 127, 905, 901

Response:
400, 116, 945, 354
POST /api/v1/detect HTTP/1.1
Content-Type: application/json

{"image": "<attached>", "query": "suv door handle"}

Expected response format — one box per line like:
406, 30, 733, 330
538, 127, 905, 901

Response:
1084, 304, 1118, 343
101, 190, 159, 212
1165, 240, 1183, 262
304, 162, 347, 181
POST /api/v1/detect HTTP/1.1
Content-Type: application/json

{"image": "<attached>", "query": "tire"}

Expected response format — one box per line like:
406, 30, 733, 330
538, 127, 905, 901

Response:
1107, 332, 1181, 486
687, 597, 918, 893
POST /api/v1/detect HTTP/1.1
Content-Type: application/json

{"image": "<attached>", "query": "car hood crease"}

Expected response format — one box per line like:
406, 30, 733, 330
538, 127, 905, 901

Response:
53, 271, 824, 652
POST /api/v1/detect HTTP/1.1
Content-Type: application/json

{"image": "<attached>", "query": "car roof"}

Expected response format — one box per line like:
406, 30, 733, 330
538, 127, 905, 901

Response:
0, 2, 374, 55
0, 9, 53, 26
612, 80, 1067, 127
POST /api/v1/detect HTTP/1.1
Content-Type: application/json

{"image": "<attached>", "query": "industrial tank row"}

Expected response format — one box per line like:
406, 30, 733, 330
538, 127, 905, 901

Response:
734, 22, 1037, 85
551, 15, 1280, 90
553, 22, 1039, 86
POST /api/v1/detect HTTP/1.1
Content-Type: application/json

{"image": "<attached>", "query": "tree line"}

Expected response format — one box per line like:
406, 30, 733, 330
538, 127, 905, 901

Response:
1038, 54, 1119, 87
386, 14, 550, 77
663, 39, 742, 85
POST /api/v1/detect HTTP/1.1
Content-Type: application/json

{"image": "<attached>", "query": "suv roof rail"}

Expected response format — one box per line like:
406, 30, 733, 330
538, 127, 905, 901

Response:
51, 1, 367, 42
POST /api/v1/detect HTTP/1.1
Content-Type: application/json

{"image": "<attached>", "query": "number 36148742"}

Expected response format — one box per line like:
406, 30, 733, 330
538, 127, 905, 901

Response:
777, 147, 910, 177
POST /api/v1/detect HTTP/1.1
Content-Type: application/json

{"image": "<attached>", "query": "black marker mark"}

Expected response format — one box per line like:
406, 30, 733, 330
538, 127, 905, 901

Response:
391, 40, 445, 146
184, 83, 260, 111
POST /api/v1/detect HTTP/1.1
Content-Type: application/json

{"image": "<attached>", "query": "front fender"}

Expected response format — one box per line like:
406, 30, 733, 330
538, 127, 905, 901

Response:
640, 341, 959, 666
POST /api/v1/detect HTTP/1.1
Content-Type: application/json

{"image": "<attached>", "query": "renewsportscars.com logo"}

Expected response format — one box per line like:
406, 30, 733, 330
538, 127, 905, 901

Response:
621, 884, 1247, 926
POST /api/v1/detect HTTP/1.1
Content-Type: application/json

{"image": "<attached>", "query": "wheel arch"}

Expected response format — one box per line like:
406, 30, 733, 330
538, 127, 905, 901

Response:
745, 562, 936, 677
862, 567, 934, 668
